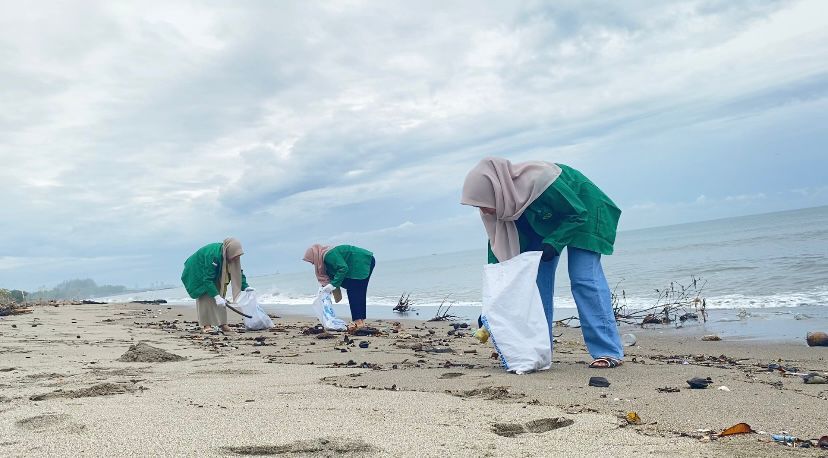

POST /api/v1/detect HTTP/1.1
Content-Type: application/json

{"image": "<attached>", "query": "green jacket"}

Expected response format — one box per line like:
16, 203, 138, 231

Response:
324, 245, 374, 288
181, 243, 249, 299
488, 164, 621, 263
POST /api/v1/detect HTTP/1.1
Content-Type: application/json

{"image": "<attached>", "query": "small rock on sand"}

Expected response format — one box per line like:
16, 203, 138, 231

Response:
117, 342, 186, 363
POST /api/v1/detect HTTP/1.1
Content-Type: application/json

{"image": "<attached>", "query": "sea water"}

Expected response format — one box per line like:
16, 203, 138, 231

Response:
104, 205, 828, 341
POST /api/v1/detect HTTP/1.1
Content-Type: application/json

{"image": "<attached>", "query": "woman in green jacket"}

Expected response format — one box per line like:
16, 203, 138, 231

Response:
303, 244, 376, 331
461, 157, 624, 368
181, 237, 249, 333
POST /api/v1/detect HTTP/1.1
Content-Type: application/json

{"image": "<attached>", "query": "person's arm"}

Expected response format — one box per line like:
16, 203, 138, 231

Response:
202, 257, 221, 298
325, 251, 349, 288
539, 183, 588, 254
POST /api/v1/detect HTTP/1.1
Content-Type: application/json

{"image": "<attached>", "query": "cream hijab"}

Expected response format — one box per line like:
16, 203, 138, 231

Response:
218, 237, 244, 301
460, 157, 561, 262
303, 244, 333, 285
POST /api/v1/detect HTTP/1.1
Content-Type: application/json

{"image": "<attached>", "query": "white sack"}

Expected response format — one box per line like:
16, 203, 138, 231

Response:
481, 251, 551, 374
312, 289, 347, 331
236, 291, 274, 331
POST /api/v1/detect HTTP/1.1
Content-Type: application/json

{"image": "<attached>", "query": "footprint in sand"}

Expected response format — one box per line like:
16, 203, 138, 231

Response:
438, 372, 465, 379
16, 414, 70, 430
221, 437, 377, 456
15, 413, 85, 433
492, 417, 574, 438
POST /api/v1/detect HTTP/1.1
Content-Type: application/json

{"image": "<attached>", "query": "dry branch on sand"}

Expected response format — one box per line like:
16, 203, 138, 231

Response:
428, 294, 460, 322
615, 276, 708, 326
556, 276, 708, 328
394, 293, 414, 313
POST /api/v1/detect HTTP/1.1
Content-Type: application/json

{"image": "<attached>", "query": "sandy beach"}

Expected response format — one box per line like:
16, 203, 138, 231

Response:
1, 301, 826, 457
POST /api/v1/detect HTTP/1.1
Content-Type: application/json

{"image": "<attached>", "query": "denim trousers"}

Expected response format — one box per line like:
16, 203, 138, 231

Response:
340, 257, 376, 321
538, 247, 624, 360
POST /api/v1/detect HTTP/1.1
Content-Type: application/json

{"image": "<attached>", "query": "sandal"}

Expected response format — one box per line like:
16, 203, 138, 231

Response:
589, 356, 623, 368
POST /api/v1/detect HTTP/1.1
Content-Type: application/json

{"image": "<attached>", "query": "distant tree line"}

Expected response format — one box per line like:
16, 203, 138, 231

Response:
1, 279, 129, 302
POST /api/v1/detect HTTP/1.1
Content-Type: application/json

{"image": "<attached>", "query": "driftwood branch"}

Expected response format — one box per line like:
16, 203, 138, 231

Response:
394, 292, 414, 313
557, 276, 709, 328
428, 294, 459, 322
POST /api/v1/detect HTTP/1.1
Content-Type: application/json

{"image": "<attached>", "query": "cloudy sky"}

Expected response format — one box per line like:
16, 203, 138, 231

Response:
2, 0, 827, 291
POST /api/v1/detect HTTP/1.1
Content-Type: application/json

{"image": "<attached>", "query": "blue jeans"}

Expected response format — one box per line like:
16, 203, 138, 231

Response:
538, 247, 623, 360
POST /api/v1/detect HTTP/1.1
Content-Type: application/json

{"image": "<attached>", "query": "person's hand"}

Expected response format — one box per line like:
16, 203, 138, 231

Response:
214, 295, 227, 307
541, 244, 558, 262
321, 284, 335, 294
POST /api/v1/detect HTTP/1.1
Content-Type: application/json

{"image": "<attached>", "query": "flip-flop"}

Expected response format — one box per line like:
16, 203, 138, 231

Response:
588, 376, 610, 387
589, 357, 623, 369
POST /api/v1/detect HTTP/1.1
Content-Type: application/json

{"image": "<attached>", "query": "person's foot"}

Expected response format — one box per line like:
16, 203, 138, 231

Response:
346, 320, 367, 333
589, 357, 623, 368
203, 326, 214, 334
219, 324, 234, 334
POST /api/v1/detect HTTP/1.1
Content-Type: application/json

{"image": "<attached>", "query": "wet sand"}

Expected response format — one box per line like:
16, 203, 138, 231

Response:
1, 301, 826, 457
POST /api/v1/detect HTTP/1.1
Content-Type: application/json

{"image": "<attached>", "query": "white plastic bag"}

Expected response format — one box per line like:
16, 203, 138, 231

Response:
236, 291, 274, 331
312, 290, 347, 331
481, 251, 551, 374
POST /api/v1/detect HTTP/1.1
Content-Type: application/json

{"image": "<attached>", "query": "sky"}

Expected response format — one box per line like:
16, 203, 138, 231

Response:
1, 0, 827, 291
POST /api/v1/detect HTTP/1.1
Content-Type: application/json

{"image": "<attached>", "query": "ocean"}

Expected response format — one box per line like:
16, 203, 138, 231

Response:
103, 205, 828, 341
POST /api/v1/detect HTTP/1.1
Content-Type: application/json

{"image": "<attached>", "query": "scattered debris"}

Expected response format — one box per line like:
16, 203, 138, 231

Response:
717, 386, 731, 392
351, 327, 379, 337
701, 335, 721, 341
686, 377, 712, 389
394, 293, 414, 313
428, 295, 459, 322
302, 324, 325, 335
621, 333, 637, 347
656, 386, 680, 393
130, 300, 167, 305
455, 386, 522, 400
613, 276, 708, 326
803, 373, 827, 384
588, 376, 610, 388
806, 331, 828, 347
719, 423, 753, 437
625, 412, 642, 425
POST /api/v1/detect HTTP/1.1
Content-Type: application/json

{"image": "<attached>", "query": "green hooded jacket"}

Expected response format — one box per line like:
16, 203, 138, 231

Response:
324, 245, 374, 288
181, 243, 249, 299
488, 164, 621, 263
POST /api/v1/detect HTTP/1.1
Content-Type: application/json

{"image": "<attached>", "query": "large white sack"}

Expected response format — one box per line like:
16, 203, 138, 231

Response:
312, 289, 347, 331
236, 291, 274, 331
481, 251, 551, 374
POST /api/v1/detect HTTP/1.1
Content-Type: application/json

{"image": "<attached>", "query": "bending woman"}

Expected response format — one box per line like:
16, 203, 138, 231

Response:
181, 237, 249, 334
461, 157, 624, 368
303, 244, 375, 332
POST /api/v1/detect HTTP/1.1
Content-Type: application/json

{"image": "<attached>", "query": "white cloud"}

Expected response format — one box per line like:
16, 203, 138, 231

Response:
1, 0, 826, 289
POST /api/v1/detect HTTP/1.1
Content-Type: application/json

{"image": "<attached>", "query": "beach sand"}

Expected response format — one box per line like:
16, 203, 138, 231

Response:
1, 302, 826, 457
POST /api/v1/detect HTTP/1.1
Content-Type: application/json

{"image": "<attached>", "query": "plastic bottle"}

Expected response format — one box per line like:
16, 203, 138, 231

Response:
772, 434, 796, 444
